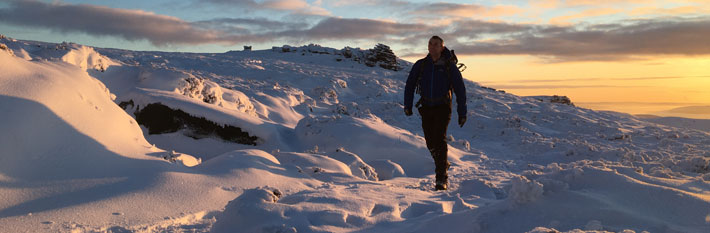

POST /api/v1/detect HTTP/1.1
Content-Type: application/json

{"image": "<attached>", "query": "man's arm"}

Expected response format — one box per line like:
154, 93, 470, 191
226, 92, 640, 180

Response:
451, 64, 467, 127
403, 60, 421, 112
451, 63, 467, 118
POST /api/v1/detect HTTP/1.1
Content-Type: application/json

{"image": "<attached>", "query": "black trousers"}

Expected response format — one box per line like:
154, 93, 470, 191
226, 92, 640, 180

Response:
418, 103, 451, 182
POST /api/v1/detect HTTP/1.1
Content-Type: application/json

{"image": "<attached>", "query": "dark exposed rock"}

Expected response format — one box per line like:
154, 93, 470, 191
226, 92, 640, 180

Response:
118, 100, 134, 110
0, 43, 13, 56
367, 43, 399, 71
531, 95, 574, 106
134, 103, 258, 145
342, 47, 353, 58
272, 44, 401, 71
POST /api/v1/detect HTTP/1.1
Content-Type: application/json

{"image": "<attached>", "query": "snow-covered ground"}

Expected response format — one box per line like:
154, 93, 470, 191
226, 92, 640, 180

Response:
1, 35, 709, 233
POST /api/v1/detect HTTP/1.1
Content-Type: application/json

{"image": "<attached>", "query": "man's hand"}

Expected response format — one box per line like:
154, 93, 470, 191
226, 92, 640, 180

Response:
404, 108, 413, 116
458, 116, 466, 127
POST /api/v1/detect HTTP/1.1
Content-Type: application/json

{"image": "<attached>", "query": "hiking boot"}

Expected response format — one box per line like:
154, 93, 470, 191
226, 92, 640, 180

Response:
435, 180, 448, 191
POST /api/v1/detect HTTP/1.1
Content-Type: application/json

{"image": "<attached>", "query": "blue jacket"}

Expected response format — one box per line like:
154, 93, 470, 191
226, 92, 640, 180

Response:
404, 48, 467, 117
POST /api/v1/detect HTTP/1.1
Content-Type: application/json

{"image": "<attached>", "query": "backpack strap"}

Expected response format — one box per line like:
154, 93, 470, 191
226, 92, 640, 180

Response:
444, 53, 456, 94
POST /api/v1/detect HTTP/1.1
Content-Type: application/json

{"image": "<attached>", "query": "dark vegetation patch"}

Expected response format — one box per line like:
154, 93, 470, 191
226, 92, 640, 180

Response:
532, 95, 574, 106
118, 99, 134, 110
133, 102, 257, 145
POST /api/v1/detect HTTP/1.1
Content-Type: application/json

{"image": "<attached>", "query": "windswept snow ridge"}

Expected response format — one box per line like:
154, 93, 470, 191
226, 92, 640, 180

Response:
1, 35, 709, 233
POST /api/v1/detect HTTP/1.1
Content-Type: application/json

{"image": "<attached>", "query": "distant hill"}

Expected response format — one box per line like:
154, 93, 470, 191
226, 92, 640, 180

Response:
644, 105, 710, 120
663, 105, 710, 114
637, 115, 710, 132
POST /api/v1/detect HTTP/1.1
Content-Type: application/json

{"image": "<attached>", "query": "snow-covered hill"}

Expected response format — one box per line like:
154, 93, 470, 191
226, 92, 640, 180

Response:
1, 35, 709, 233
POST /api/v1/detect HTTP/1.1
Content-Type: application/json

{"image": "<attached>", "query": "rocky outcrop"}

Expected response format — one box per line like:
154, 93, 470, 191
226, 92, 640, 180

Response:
530, 95, 574, 106
365, 43, 399, 71
272, 43, 402, 71
134, 103, 258, 145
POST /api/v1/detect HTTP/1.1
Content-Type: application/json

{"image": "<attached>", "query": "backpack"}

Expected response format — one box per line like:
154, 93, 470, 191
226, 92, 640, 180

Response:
414, 49, 466, 107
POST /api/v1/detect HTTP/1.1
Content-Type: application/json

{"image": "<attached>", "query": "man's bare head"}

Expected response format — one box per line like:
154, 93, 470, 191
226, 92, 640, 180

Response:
428, 35, 444, 59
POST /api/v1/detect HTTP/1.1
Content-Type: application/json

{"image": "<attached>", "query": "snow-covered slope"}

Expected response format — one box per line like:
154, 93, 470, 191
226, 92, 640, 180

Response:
1, 35, 709, 233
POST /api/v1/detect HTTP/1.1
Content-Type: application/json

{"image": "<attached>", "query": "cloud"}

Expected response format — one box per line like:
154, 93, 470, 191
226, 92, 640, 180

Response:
324, 1, 522, 22
193, 16, 432, 45
449, 20, 534, 37
277, 17, 431, 41
452, 17, 710, 61
201, 0, 331, 16
629, 5, 710, 16
578, 101, 708, 106
486, 84, 648, 89
326, 0, 410, 7
549, 7, 622, 25
0, 0, 431, 46
483, 75, 710, 84
561, 0, 654, 7
530, 0, 559, 9
263, 0, 331, 15
614, 75, 710, 81
0, 0, 228, 46
194, 17, 309, 32
394, 19, 541, 53
410, 2, 523, 18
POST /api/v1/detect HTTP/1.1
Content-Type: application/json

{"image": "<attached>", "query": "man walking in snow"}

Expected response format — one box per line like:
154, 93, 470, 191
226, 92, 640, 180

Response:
403, 35, 467, 191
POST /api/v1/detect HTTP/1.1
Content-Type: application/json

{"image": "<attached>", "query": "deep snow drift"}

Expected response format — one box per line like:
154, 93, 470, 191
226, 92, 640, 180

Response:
1, 35, 709, 233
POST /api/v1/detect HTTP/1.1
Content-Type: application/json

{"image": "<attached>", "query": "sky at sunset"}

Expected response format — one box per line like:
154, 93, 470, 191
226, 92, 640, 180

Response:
1, 0, 709, 117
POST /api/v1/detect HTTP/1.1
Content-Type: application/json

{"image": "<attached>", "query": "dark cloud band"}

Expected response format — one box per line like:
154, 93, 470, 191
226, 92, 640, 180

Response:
0, 0, 225, 45
452, 17, 710, 61
1, 0, 709, 61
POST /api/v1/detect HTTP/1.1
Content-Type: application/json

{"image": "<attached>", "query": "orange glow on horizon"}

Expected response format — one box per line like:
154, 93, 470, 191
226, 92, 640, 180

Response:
401, 54, 710, 116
